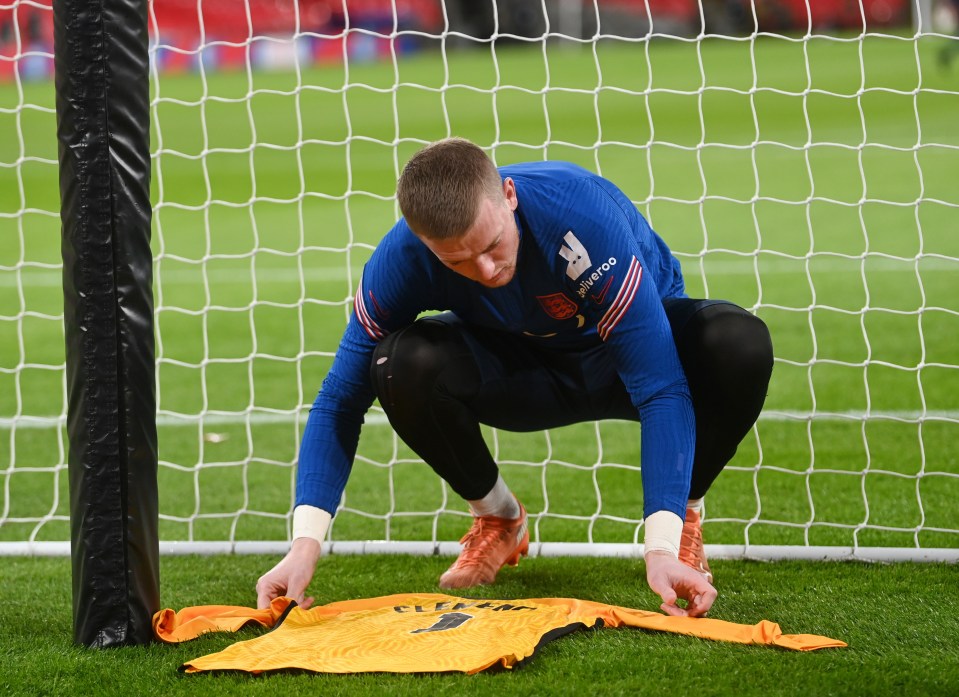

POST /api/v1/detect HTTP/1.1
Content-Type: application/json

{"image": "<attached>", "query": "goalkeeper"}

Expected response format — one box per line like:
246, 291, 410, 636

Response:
257, 138, 773, 618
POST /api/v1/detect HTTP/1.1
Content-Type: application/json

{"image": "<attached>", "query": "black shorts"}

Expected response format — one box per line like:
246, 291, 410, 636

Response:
414, 298, 735, 431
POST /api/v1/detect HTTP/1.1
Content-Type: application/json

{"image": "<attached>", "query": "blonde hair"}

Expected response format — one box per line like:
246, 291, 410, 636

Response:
396, 138, 504, 240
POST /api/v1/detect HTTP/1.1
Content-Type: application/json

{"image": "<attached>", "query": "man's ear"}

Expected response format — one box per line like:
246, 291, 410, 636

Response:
503, 177, 518, 210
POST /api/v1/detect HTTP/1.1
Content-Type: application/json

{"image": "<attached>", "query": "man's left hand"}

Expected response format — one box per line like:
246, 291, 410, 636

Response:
644, 549, 717, 617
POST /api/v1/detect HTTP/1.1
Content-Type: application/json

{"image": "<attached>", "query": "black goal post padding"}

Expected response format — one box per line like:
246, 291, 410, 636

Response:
54, 0, 159, 647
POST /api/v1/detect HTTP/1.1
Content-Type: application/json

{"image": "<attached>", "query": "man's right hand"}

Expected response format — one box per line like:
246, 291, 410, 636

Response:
256, 537, 322, 609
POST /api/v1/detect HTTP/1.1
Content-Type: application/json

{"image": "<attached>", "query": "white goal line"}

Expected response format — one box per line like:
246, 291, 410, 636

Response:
2, 540, 957, 563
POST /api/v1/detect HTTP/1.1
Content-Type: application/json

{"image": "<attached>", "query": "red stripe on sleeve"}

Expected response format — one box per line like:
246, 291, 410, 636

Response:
598, 257, 642, 341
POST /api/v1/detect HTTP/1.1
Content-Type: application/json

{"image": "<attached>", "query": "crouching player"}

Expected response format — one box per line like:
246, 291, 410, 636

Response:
257, 138, 773, 617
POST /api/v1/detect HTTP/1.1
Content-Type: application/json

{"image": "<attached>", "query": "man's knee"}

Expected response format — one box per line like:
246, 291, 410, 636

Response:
698, 306, 773, 381
369, 319, 479, 407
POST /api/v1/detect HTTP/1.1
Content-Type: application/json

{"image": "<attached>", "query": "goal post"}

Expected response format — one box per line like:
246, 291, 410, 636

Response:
54, 0, 158, 646
1, 0, 957, 570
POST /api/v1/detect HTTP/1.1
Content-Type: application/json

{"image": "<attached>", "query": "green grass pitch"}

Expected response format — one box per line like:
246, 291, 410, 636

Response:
2, 555, 958, 695
0, 31, 958, 694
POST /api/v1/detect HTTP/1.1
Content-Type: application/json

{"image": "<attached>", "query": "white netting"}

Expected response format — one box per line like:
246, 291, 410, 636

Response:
0, 0, 68, 549
1, 0, 957, 560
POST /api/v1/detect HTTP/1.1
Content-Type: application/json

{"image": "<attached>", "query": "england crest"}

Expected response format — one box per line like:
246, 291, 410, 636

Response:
536, 292, 578, 320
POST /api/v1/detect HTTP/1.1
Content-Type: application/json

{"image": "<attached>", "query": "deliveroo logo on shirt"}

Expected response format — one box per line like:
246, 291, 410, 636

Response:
559, 231, 591, 280
560, 231, 617, 300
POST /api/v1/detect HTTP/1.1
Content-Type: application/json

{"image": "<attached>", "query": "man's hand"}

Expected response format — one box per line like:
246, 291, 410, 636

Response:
644, 549, 717, 617
256, 537, 322, 609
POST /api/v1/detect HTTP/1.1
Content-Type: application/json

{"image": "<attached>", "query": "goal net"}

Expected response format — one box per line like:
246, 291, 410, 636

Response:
2, 0, 957, 561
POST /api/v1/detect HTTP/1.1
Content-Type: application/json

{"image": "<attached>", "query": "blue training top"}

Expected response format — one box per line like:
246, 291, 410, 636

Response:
297, 161, 695, 521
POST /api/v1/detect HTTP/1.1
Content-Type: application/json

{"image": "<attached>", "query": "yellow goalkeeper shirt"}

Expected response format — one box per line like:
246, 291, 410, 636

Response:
154, 593, 845, 674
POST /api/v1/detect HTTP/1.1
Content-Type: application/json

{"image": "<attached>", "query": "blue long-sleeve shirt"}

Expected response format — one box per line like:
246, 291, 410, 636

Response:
297, 161, 695, 521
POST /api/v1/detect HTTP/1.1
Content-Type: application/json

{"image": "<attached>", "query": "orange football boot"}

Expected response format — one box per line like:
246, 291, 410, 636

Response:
678, 507, 713, 584
439, 503, 529, 589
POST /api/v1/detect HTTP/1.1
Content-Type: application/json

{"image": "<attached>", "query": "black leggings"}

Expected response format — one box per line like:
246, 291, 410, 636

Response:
369, 299, 773, 502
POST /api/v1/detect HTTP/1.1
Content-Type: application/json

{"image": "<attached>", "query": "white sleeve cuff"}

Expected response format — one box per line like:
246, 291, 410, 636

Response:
292, 504, 332, 544
643, 510, 684, 557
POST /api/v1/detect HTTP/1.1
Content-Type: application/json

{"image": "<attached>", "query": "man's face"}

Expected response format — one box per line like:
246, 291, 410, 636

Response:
417, 178, 520, 288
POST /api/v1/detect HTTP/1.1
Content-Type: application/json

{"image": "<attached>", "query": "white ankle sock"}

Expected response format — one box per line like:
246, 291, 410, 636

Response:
468, 474, 520, 519
687, 497, 705, 516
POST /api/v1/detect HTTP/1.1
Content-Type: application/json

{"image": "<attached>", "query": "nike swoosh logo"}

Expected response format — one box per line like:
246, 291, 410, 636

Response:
589, 275, 615, 304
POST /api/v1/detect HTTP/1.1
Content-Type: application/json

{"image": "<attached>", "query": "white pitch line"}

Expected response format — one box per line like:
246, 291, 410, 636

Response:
3, 256, 958, 288
2, 409, 957, 430
0, 266, 359, 288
